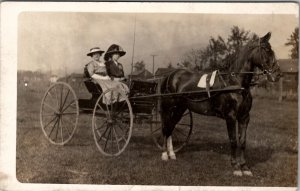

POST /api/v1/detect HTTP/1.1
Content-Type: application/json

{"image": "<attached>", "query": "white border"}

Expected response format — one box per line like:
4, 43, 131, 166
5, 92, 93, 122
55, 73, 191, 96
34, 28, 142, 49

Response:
0, 2, 298, 191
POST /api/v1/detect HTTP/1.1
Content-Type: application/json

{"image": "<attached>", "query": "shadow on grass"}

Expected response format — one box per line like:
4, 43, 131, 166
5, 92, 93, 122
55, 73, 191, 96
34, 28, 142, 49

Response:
127, 135, 158, 150
246, 146, 274, 167
128, 134, 274, 168
179, 141, 274, 168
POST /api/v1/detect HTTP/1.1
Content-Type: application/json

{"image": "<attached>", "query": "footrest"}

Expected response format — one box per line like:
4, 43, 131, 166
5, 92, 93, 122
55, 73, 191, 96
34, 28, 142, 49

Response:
78, 99, 97, 109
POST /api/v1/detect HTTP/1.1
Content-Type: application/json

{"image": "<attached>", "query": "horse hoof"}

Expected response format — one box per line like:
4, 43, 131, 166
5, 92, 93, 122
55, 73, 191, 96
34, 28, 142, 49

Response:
169, 153, 176, 160
233, 170, 243, 176
161, 152, 168, 161
242, 170, 253, 176
241, 164, 253, 176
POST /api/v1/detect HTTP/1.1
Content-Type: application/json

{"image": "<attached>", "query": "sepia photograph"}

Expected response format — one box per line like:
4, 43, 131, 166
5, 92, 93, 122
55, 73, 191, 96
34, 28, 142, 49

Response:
0, 2, 298, 191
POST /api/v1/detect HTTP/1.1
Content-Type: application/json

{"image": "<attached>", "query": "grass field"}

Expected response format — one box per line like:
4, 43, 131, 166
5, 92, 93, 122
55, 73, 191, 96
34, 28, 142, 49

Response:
16, 84, 298, 186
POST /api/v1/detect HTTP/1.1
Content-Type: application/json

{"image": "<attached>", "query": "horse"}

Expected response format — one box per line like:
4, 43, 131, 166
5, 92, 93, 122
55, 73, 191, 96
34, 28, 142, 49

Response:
159, 32, 282, 176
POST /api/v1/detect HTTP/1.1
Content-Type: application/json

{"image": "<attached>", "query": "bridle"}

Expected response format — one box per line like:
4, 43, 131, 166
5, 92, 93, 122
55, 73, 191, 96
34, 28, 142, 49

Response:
218, 39, 280, 80
256, 38, 281, 77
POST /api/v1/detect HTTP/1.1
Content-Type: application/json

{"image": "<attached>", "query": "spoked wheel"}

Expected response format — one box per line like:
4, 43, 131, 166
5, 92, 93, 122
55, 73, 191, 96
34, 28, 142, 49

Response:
92, 88, 133, 156
40, 82, 79, 145
151, 109, 193, 152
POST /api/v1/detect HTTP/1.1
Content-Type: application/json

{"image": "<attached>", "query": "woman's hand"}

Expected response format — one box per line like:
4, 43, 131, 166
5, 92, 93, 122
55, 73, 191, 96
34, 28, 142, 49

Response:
92, 74, 110, 80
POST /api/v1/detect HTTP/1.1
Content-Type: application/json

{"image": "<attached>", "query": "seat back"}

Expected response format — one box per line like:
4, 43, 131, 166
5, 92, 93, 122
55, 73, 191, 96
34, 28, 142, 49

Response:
84, 80, 102, 95
84, 64, 91, 78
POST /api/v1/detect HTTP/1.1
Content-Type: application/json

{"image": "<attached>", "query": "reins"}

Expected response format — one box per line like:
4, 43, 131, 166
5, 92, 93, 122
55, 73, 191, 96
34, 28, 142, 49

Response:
218, 71, 265, 76
160, 38, 278, 102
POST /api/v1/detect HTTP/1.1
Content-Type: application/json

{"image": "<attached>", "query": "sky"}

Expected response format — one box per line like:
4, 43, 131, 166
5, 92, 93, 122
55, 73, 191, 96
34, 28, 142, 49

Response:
18, 12, 298, 76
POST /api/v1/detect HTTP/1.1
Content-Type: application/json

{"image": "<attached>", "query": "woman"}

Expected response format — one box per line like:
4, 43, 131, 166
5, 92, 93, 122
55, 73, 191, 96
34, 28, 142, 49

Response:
104, 44, 126, 81
85, 47, 110, 80
91, 44, 129, 104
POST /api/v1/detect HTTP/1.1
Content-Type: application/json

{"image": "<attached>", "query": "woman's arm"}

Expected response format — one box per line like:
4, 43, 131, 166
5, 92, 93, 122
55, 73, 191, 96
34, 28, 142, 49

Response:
118, 63, 125, 77
104, 61, 111, 77
91, 73, 110, 80
86, 62, 95, 78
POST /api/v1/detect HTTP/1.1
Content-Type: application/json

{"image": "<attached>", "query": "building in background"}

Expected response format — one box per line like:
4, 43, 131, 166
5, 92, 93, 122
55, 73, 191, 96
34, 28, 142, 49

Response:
128, 69, 153, 81
154, 68, 176, 78
277, 59, 298, 101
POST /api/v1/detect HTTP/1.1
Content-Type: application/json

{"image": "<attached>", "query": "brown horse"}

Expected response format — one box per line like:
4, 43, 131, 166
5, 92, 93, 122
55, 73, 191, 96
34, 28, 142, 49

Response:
160, 32, 281, 176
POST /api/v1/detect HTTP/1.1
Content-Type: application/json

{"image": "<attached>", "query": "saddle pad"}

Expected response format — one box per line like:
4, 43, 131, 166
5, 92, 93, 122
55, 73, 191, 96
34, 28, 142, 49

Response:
197, 70, 217, 88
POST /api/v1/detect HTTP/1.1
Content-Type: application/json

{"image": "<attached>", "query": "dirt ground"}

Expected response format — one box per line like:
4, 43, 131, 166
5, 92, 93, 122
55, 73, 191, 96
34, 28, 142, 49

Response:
16, 85, 297, 186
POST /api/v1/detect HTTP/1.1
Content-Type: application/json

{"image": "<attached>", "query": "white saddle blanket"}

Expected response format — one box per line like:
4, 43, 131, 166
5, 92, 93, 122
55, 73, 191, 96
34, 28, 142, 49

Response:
94, 79, 129, 105
197, 70, 218, 88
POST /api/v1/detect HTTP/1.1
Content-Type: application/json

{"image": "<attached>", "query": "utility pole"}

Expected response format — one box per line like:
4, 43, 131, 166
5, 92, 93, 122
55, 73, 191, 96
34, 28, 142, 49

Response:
131, 15, 137, 77
151, 54, 157, 78
65, 65, 68, 81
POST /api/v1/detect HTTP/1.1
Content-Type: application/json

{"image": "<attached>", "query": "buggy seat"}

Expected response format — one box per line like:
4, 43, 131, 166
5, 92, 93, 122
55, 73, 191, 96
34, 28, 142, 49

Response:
84, 79, 102, 96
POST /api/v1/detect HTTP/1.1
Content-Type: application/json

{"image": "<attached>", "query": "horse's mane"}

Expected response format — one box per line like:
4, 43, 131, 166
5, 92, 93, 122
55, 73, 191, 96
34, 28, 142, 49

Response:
226, 39, 260, 73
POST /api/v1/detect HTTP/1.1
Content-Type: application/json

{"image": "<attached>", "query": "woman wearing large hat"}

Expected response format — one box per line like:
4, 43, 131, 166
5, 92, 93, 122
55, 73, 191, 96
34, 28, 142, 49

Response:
85, 47, 110, 80
104, 44, 126, 81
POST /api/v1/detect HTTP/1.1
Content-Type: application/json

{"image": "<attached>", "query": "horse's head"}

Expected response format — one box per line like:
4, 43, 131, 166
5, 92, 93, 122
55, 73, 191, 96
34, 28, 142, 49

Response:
250, 32, 282, 82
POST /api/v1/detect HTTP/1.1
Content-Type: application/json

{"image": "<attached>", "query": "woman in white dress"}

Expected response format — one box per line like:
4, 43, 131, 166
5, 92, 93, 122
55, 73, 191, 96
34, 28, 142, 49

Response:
85, 47, 110, 80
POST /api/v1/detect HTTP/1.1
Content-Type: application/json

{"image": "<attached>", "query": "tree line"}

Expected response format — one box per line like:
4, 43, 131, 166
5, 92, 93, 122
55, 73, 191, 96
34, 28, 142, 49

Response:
182, 26, 259, 70
182, 26, 298, 71
132, 26, 298, 73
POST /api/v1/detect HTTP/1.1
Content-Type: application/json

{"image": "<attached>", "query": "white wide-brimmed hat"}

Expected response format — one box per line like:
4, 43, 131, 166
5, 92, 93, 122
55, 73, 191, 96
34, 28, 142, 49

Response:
87, 47, 105, 56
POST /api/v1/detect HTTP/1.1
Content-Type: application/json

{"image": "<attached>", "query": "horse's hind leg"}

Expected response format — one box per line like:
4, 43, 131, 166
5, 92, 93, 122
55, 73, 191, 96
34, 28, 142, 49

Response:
238, 114, 253, 176
161, 110, 171, 161
161, 136, 168, 161
167, 136, 176, 160
161, 105, 186, 160
167, 106, 187, 160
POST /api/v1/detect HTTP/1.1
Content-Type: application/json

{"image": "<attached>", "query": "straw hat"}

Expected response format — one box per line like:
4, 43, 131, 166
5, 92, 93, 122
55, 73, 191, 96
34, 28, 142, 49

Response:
87, 47, 105, 56
104, 44, 126, 61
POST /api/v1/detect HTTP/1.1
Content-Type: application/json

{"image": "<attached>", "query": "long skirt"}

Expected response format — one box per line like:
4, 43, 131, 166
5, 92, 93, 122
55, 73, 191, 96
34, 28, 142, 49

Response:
93, 79, 129, 105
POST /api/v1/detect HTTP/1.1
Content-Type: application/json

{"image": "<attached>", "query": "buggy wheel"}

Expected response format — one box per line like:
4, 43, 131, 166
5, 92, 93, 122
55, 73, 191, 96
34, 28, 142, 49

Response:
40, 82, 79, 145
92, 88, 133, 156
151, 109, 193, 152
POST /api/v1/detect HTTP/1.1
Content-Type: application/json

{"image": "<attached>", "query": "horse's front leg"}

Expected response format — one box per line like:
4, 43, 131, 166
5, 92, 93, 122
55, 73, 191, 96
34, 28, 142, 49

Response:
161, 135, 177, 160
226, 114, 241, 176
167, 136, 176, 160
238, 114, 253, 176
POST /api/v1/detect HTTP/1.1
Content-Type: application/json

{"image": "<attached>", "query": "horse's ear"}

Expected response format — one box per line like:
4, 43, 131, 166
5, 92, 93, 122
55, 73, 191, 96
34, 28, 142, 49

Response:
260, 32, 272, 42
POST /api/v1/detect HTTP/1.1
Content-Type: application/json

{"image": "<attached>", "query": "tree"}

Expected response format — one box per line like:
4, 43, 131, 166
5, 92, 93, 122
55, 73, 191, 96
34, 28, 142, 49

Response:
227, 26, 250, 54
285, 27, 299, 59
182, 25, 257, 70
182, 48, 201, 68
134, 61, 145, 71
195, 36, 228, 69
181, 60, 192, 69
208, 36, 228, 68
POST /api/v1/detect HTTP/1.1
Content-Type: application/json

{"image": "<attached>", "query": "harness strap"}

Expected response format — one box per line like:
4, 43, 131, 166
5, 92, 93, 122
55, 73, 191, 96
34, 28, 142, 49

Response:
206, 74, 211, 98
218, 72, 228, 87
